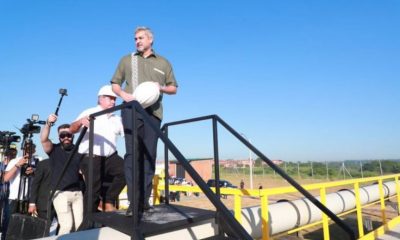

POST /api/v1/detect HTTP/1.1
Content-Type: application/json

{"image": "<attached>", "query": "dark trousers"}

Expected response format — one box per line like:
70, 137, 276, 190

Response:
1, 200, 17, 240
80, 152, 126, 212
121, 107, 160, 210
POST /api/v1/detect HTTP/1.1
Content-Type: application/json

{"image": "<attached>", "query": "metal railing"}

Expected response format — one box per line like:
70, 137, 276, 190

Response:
87, 103, 252, 239
153, 174, 400, 239
161, 114, 356, 240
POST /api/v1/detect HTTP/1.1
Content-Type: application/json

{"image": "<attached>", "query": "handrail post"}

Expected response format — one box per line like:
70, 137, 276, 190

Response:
88, 116, 95, 219
164, 126, 170, 204
153, 175, 160, 205
320, 187, 330, 240
354, 182, 364, 237
396, 176, 400, 215
212, 117, 221, 197
234, 190, 242, 223
261, 192, 270, 240
212, 116, 224, 236
378, 179, 387, 225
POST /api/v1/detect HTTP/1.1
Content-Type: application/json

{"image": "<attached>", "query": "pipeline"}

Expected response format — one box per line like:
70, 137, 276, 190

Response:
38, 181, 397, 239
239, 181, 396, 237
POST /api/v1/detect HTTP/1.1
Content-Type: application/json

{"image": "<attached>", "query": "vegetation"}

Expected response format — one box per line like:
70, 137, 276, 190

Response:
220, 159, 400, 180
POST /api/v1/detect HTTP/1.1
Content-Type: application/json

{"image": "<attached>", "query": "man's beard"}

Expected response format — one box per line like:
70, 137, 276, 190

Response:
61, 142, 74, 151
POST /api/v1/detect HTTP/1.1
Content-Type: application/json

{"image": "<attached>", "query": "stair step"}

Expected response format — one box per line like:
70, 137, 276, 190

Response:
90, 204, 216, 237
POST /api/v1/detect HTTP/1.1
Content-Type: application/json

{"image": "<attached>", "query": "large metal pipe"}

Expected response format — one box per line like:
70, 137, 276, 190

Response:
240, 181, 397, 237
39, 181, 398, 239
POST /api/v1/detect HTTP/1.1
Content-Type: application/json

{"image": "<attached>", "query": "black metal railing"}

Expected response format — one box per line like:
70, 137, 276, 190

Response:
48, 103, 354, 239
88, 101, 252, 239
162, 114, 356, 240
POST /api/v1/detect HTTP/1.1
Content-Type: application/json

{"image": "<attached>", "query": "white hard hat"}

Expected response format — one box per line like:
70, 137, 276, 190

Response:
133, 82, 160, 108
98, 85, 117, 97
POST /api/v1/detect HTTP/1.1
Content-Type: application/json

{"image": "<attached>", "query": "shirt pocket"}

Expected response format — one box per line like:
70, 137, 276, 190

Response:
150, 67, 166, 85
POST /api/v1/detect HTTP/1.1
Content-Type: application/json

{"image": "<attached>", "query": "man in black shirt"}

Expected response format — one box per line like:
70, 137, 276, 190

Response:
40, 114, 83, 235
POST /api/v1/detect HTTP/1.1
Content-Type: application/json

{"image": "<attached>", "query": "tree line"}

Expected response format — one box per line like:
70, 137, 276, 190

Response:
224, 159, 400, 179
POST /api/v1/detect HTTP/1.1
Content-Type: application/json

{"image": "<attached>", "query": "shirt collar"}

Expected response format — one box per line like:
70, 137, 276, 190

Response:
134, 50, 157, 58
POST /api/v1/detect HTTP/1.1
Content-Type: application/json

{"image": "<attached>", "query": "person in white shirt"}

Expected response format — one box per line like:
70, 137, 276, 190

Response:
4, 147, 34, 205
3, 146, 34, 239
70, 85, 125, 213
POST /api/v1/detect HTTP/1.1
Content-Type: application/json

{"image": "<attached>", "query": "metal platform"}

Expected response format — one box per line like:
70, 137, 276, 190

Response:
90, 204, 217, 237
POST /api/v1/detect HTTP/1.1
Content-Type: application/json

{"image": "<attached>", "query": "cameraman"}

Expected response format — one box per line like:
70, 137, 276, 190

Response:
41, 114, 83, 235
2, 146, 34, 239
0, 147, 16, 240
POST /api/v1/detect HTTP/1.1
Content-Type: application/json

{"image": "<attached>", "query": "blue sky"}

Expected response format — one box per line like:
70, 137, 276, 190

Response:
0, 1, 399, 162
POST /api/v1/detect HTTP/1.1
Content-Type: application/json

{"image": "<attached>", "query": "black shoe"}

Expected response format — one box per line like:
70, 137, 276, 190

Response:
144, 205, 155, 213
125, 205, 133, 217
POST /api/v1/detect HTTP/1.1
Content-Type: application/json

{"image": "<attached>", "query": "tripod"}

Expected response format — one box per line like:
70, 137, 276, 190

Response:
16, 138, 37, 214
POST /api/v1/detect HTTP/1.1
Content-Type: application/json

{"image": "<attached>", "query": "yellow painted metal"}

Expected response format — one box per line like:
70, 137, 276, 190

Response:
378, 179, 387, 225
359, 215, 400, 240
287, 219, 326, 234
234, 193, 242, 223
153, 175, 161, 205
150, 173, 400, 240
320, 187, 330, 240
354, 182, 364, 237
396, 176, 400, 215
261, 194, 270, 240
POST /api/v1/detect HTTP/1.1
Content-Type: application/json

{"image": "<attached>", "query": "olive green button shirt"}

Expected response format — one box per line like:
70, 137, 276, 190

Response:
111, 52, 178, 120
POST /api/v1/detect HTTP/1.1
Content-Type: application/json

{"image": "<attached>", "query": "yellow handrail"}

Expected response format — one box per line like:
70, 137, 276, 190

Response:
152, 173, 400, 239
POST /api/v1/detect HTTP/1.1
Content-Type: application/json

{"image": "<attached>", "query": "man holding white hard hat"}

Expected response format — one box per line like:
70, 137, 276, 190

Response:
111, 26, 178, 217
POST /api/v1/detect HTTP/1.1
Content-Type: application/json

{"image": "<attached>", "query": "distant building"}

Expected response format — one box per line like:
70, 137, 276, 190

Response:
166, 158, 285, 184
168, 158, 213, 183
220, 159, 284, 168
272, 159, 284, 165
219, 159, 254, 168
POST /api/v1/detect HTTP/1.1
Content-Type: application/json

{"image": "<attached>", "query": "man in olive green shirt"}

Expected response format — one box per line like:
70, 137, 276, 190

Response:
111, 26, 178, 217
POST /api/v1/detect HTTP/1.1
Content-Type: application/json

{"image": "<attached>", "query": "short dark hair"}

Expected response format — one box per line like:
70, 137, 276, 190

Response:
58, 124, 71, 132
5, 148, 17, 156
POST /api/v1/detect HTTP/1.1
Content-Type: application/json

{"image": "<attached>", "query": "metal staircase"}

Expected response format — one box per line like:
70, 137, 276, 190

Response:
50, 101, 356, 239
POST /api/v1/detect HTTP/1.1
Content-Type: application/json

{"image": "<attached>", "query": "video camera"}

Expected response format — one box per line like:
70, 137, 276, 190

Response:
0, 131, 21, 145
20, 114, 46, 136
18, 114, 44, 173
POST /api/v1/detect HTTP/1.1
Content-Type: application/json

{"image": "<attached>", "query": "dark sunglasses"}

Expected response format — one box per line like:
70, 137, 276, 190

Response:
59, 132, 73, 139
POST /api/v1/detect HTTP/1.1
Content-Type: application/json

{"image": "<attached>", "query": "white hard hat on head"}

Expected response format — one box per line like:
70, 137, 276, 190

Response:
133, 82, 160, 108
98, 85, 117, 97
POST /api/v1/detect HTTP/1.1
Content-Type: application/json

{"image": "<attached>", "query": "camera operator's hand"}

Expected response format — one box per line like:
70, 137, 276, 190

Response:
47, 114, 58, 126
28, 204, 38, 216
15, 155, 28, 168
24, 166, 34, 175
